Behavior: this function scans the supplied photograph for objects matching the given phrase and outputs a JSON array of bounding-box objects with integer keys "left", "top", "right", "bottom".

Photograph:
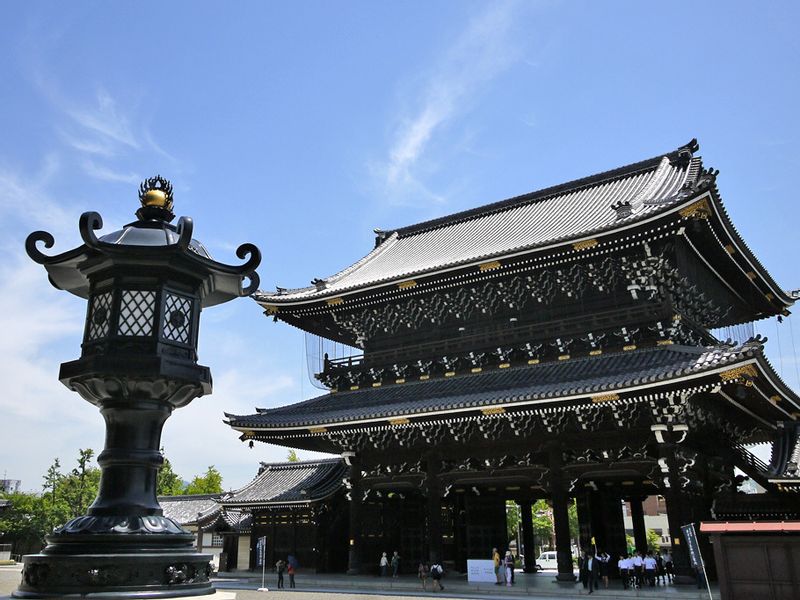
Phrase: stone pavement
[{"left": 0, "top": 564, "right": 719, "bottom": 599}]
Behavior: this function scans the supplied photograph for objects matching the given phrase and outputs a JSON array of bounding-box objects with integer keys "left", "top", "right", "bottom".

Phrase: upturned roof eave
[{"left": 227, "top": 346, "right": 785, "bottom": 433}]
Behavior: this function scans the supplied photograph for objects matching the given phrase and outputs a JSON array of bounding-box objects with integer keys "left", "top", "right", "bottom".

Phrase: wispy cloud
[
  {"left": 81, "top": 159, "right": 141, "bottom": 184},
  {"left": 376, "top": 0, "right": 526, "bottom": 205}
]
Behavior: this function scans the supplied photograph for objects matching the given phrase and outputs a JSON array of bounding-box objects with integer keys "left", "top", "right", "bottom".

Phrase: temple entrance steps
[{"left": 213, "top": 570, "right": 720, "bottom": 599}]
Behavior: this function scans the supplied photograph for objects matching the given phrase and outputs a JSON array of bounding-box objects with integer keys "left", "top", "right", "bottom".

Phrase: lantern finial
[{"left": 137, "top": 175, "right": 175, "bottom": 222}]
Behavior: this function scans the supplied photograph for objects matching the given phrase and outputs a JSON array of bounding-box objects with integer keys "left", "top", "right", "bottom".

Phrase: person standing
[
  {"left": 504, "top": 550, "right": 514, "bottom": 586},
  {"left": 618, "top": 554, "right": 630, "bottom": 590},
  {"left": 644, "top": 552, "right": 657, "bottom": 587},
  {"left": 580, "top": 551, "right": 599, "bottom": 594},
  {"left": 287, "top": 561, "right": 296, "bottom": 589},
  {"left": 492, "top": 547, "right": 503, "bottom": 585},
  {"left": 391, "top": 551, "right": 400, "bottom": 578},
  {"left": 631, "top": 551, "right": 644, "bottom": 588},
  {"left": 597, "top": 550, "right": 610, "bottom": 589},
  {"left": 379, "top": 552, "right": 389, "bottom": 577},
  {"left": 275, "top": 559, "right": 285, "bottom": 589}
]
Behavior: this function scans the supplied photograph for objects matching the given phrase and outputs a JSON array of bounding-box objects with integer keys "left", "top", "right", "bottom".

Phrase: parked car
[{"left": 536, "top": 551, "right": 558, "bottom": 570}]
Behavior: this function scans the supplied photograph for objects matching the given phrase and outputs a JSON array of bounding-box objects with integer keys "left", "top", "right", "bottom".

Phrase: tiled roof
[
  {"left": 227, "top": 343, "right": 761, "bottom": 430},
  {"left": 159, "top": 494, "right": 221, "bottom": 526},
  {"left": 259, "top": 142, "right": 700, "bottom": 302},
  {"left": 221, "top": 459, "right": 346, "bottom": 507}
]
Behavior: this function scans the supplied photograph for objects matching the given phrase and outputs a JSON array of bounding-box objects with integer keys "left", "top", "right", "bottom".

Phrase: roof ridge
[{"left": 390, "top": 141, "right": 698, "bottom": 238}]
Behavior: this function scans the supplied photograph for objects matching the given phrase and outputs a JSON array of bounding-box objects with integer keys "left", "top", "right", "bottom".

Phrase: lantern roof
[{"left": 25, "top": 176, "right": 261, "bottom": 307}]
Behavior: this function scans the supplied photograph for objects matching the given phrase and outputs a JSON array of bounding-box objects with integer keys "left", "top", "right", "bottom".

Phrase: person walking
[
  {"left": 579, "top": 550, "right": 599, "bottom": 594},
  {"left": 644, "top": 552, "right": 657, "bottom": 586},
  {"left": 391, "top": 551, "right": 401, "bottom": 578},
  {"left": 418, "top": 561, "right": 429, "bottom": 591},
  {"left": 379, "top": 552, "right": 389, "bottom": 577},
  {"left": 275, "top": 559, "right": 285, "bottom": 589},
  {"left": 287, "top": 561, "right": 296, "bottom": 589},
  {"left": 430, "top": 561, "right": 444, "bottom": 591},
  {"left": 618, "top": 554, "right": 630, "bottom": 590}
]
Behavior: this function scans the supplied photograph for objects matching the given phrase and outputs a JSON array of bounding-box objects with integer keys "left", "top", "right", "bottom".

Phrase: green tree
[
  {"left": 646, "top": 528, "right": 661, "bottom": 551},
  {"left": 60, "top": 449, "right": 100, "bottom": 518},
  {"left": 0, "top": 491, "right": 49, "bottom": 551},
  {"left": 41, "top": 458, "right": 69, "bottom": 533},
  {"left": 184, "top": 466, "right": 223, "bottom": 495},
  {"left": 156, "top": 451, "right": 185, "bottom": 496},
  {"left": 506, "top": 500, "right": 520, "bottom": 540},
  {"left": 286, "top": 449, "right": 299, "bottom": 462}
]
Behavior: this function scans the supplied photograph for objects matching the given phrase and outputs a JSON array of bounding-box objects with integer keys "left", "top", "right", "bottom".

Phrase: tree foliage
[
  {"left": 184, "top": 466, "right": 223, "bottom": 495},
  {"left": 156, "top": 452, "right": 185, "bottom": 496}
]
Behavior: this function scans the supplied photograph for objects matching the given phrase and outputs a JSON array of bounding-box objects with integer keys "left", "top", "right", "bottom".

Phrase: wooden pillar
[
  {"left": 575, "top": 492, "right": 592, "bottom": 550},
  {"left": 345, "top": 453, "right": 362, "bottom": 575},
  {"left": 658, "top": 443, "right": 695, "bottom": 583},
  {"left": 549, "top": 445, "right": 576, "bottom": 581},
  {"left": 601, "top": 492, "right": 626, "bottom": 573},
  {"left": 519, "top": 500, "right": 537, "bottom": 573},
  {"left": 426, "top": 455, "right": 443, "bottom": 564},
  {"left": 629, "top": 496, "right": 648, "bottom": 554}
]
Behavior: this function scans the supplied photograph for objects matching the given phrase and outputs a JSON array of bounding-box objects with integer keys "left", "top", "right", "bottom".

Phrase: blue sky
[{"left": 1, "top": 1, "right": 799, "bottom": 491}]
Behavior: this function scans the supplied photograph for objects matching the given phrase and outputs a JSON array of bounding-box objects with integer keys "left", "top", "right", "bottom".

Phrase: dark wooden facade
[{"left": 228, "top": 140, "right": 800, "bottom": 581}]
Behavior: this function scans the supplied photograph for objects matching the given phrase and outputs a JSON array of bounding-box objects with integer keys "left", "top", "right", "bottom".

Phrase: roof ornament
[
  {"left": 743, "top": 334, "right": 768, "bottom": 348},
  {"left": 373, "top": 228, "right": 390, "bottom": 247},
  {"left": 137, "top": 175, "right": 175, "bottom": 222},
  {"left": 610, "top": 200, "right": 632, "bottom": 220},
  {"left": 677, "top": 138, "right": 700, "bottom": 160},
  {"left": 696, "top": 167, "right": 720, "bottom": 191},
  {"left": 312, "top": 278, "right": 327, "bottom": 291}
]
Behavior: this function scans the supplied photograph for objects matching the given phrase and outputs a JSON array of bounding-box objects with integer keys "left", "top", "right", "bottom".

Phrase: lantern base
[{"left": 14, "top": 529, "right": 214, "bottom": 598}]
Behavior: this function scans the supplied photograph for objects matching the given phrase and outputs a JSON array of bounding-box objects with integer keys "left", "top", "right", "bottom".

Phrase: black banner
[{"left": 681, "top": 523, "right": 703, "bottom": 570}]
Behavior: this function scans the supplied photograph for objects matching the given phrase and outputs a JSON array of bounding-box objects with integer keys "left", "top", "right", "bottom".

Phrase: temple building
[{"left": 226, "top": 139, "right": 800, "bottom": 580}]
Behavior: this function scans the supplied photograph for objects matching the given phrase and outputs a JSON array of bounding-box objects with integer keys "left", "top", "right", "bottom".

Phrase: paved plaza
[{"left": 0, "top": 566, "right": 719, "bottom": 600}]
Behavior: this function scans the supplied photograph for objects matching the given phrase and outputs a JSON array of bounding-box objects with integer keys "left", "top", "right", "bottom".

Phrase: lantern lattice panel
[
  {"left": 87, "top": 292, "right": 113, "bottom": 340},
  {"left": 162, "top": 293, "right": 193, "bottom": 344},
  {"left": 117, "top": 290, "right": 156, "bottom": 336}
]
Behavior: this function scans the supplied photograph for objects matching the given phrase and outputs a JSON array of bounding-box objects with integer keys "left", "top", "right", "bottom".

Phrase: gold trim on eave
[
  {"left": 746, "top": 272, "right": 757, "bottom": 281},
  {"left": 719, "top": 364, "right": 758, "bottom": 381},
  {"left": 389, "top": 417, "right": 410, "bottom": 425},
  {"left": 679, "top": 197, "right": 711, "bottom": 220},
  {"left": 398, "top": 280, "right": 417, "bottom": 290},
  {"left": 479, "top": 260, "right": 502, "bottom": 271},
  {"left": 326, "top": 297, "right": 344, "bottom": 306},
  {"left": 263, "top": 304, "right": 279, "bottom": 315},
  {"left": 573, "top": 239, "right": 598, "bottom": 251},
  {"left": 592, "top": 393, "right": 620, "bottom": 403},
  {"left": 309, "top": 426, "right": 327, "bottom": 433},
  {"left": 657, "top": 340, "right": 674, "bottom": 346},
  {"left": 481, "top": 406, "right": 506, "bottom": 415}
]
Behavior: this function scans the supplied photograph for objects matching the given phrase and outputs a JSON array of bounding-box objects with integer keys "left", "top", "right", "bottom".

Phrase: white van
[{"left": 536, "top": 551, "right": 558, "bottom": 570}]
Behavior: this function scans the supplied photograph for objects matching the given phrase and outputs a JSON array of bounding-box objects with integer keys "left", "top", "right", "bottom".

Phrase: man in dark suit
[{"left": 579, "top": 550, "right": 599, "bottom": 594}]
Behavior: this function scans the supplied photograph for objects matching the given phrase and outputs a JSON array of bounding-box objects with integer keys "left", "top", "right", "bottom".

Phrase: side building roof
[
  {"left": 220, "top": 458, "right": 346, "bottom": 509},
  {"left": 159, "top": 493, "right": 221, "bottom": 527},
  {"left": 258, "top": 140, "right": 701, "bottom": 303}
]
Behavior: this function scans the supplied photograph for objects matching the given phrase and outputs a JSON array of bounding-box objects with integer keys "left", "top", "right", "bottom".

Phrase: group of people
[
  {"left": 492, "top": 547, "right": 516, "bottom": 586},
  {"left": 617, "top": 550, "right": 674, "bottom": 589},
  {"left": 416, "top": 560, "right": 445, "bottom": 591},
  {"left": 274, "top": 557, "right": 297, "bottom": 589},
  {"left": 578, "top": 548, "right": 674, "bottom": 593},
  {"left": 378, "top": 551, "right": 402, "bottom": 577}
]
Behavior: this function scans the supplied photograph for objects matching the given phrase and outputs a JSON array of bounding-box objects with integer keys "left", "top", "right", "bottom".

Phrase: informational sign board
[
  {"left": 255, "top": 536, "right": 267, "bottom": 567},
  {"left": 466, "top": 559, "right": 497, "bottom": 583},
  {"left": 681, "top": 523, "right": 703, "bottom": 569}
]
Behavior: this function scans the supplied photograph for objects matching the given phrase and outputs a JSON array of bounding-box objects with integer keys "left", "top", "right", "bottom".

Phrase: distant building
[
  {"left": 0, "top": 480, "right": 21, "bottom": 494},
  {"left": 623, "top": 496, "right": 670, "bottom": 548}
]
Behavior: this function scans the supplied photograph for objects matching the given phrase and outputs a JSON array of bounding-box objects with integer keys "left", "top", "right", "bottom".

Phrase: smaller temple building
[{"left": 160, "top": 459, "right": 348, "bottom": 573}]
